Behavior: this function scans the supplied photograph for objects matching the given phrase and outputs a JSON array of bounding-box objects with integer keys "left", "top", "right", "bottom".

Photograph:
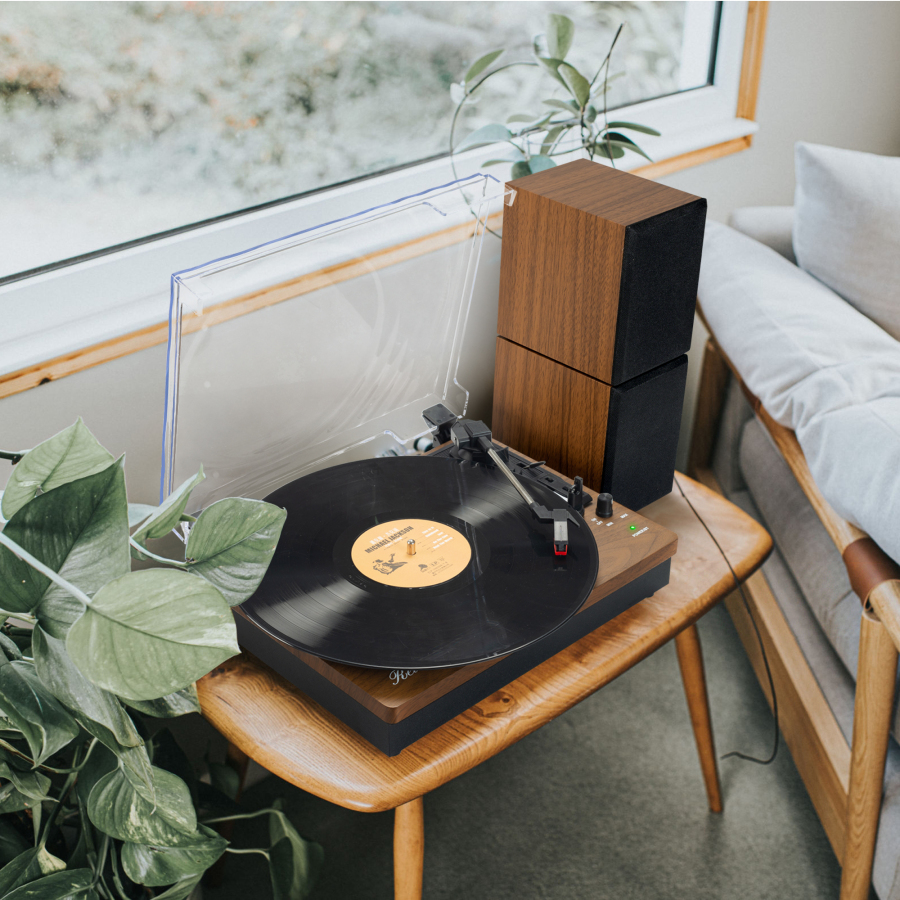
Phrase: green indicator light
[{"left": 629, "top": 524, "right": 637, "bottom": 531}]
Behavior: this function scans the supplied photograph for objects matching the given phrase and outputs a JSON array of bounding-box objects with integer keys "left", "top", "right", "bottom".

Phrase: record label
[{"left": 350, "top": 518, "right": 472, "bottom": 588}]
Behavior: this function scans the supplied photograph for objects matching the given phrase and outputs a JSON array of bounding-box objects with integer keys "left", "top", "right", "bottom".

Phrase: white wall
[
  {"left": 660, "top": 0, "right": 900, "bottom": 464},
  {"left": 3, "top": 1, "right": 900, "bottom": 503}
]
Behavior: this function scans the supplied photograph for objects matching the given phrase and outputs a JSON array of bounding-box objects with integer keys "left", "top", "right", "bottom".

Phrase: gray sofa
[{"left": 706, "top": 206, "right": 900, "bottom": 899}]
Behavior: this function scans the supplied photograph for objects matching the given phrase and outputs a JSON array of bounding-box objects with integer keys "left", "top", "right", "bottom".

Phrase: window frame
[{"left": 0, "top": 0, "right": 767, "bottom": 401}]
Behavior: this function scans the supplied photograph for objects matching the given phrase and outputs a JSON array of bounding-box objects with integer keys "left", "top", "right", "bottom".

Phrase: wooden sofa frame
[{"left": 688, "top": 308, "right": 900, "bottom": 900}]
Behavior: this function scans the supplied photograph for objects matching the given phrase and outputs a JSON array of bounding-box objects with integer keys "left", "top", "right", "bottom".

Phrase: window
[
  {"left": 0, "top": 1, "right": 764, "bottom": 394},
  {"left": 1, "top": 1, "right": 722, "bottom": 281}
]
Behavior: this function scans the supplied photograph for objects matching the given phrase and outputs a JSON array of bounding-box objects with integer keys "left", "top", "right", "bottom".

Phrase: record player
[{"left": 161, "top": 175, "right": 677, "bottom": 756}]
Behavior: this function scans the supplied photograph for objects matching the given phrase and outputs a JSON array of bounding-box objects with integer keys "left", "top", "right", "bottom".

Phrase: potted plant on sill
[
  {"left": 0, "top": 419, "right": 321, "bottom": 900},
  {"left": 450, "top": 15, "right": 659, "bottom": 178}
]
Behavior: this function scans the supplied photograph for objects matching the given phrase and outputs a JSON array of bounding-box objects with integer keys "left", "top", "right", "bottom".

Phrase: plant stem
[
  {"left": 0, "top": 450, "right": 29, "bottom": 464},
  {"left": 0, "top": 610, "right": 37, "bottom": 623},
  {"left": 92, "top": 833, "right": 110, "bottom": 889},
  {"left": 0, "top": 532, "right": 92, "bottom": 607},
  {"left": 39, "top": 738, "right": 98, "bottom": 849},
  {"left": 601, "top": 26, "right": 621, "bottom": 168},
  {"left": 128, "top": 537, "right": 188, "bottom": 569},
  {"left": 225, "top": 847, "right": 271, "bottom": 859},
  {"left": 201, "top": 808, "right": 280, "bottom": 826}
]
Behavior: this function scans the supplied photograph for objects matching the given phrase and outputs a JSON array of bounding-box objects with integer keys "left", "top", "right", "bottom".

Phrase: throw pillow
[{"left": 793, "top": 141, "right": 900, "bottom": 341}]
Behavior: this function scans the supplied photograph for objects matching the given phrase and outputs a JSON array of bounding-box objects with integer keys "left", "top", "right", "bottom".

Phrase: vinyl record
[{"left": 241, "top": 456, "right": 599, "bottom": 670}]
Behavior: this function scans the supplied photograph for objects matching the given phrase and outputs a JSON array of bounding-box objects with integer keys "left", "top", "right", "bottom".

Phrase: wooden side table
[{"left": 199, "top": 474, "right": 771, "bottom": 899}]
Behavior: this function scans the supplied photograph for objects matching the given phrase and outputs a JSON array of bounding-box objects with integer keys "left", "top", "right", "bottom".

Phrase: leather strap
[{"left": 842, "top": 537, "right": 900, "bottom": 604}]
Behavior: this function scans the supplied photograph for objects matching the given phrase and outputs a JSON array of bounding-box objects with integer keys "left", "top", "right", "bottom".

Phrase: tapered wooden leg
[
  {"left": 675, "top": 622, "right": 723, "bottom": 813},
  {"left": 394, "top": 796, "right": 425, "bottom": 900},
  {"left": 840, "top": 608, "right": 897, "bottom": 900}
]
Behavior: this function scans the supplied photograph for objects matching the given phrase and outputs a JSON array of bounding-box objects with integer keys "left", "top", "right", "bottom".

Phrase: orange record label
[{"left": 350, "top": 518, "right": 472, "bottom": 588}]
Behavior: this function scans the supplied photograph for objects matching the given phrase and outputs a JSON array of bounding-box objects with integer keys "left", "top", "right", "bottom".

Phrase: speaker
[{"left": 491, "top": 159, "right": 705, "bottom": 509}]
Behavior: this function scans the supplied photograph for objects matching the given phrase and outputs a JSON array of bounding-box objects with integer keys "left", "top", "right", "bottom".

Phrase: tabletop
[{"left": 198, "top": 474, "right": 771, "bottom": 812}]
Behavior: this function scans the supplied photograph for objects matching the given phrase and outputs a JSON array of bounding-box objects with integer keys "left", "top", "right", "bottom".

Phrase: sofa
[{"left": 692, "top": 142, "right": 900, "bottom": 899}]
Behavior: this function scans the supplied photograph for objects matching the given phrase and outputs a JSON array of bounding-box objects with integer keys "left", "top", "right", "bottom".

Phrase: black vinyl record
[{"left": 241, "top": 456, "right": 599, "bottom": 670}]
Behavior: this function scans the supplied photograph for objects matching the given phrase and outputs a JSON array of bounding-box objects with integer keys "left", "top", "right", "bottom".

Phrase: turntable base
[
  {"left": 234, "top": 482, "right": 676, "bottom": 755},
  {"left": 199, "top": 475, "right": 771, "bottom": 813}
]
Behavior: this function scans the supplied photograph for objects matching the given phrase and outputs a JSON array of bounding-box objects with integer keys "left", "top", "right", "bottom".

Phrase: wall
[
  {"left": 3, "top": 2, "right": 900, "bottom": 503},
  {"left": 659, "top": 0, "right": 900, "bottom": 464}
]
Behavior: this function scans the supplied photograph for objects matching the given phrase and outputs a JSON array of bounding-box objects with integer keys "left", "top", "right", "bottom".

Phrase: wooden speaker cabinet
[{"left": 491, "top": 158, "right": 706, "bottom": 510}]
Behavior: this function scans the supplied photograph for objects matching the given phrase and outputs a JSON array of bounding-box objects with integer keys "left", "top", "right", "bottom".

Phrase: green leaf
[
  {"left": 510, "top": 161, "right": 532, "bottom": 179},
  {"left": 32, "top": 627, "right": 142, "bottom": 749},
  {"left": 453, "top": 123, "right": 513, "bottom": 154},
  {"left": 76, "top": 741, "right": 149, "bottom": 810},
  {"left": 505, "top": 113, "right": 537, "bottom": 124},
  {"left": 0, "top": 820, "right": 29, "bottom": 866},
  {"left": 0, "top": 849, "right": 44, "bottom": 895},
  {"left": 593, "top": 141, "right": 626, "bottom": 160},
  {"left": 535, "top": 56, "right": 567, "bottom": 88},
  {"left": 185, "top": 499, "right": 286, "bottom": 606},
  {"left": 464, "top": 48, "right": 503, "bottom": 85},
  {"left": 120, "top": 823, "right": 226, "bottom": 886},
  {"left": 481, "top": 147, "right": 526, "bottom": 167},
  {"left": 540, "top": 124, "right": 567, "bottom": 155},
  {"left": 1, "top": 420, "right": 113, "bottom": 520},
  {"left": 0, "top": 786, "right": 33, "bottom": 814},
  {"left": 147, "top": 874, "right": 202, "bottom": 900},
  {"left": 0, "top": 761, "right": 51, "bottom": 801},
  {"left": 66, "top": 569, "right": 238, "bottom": 701},
  {"left": 528, "top": 155, "right": 556, "bottom": 173},
  {"left": 268, "top": 804, "right": 324, "bottom": 900},
  {"left": 131, "top": 468, "right": 204, "bottom": 554},
  {"left": 559, "top": 63, "right": 590, "bottom": 107},
  {"left": 547, "top": 14, "right": 574, "bottom": 61},
  {"left": 87, "top": 765, "right": 199, "bottom": 847},
  {"left": 0, "top": 850, "right": 69, "bottom": 895},
  {"left": 3, "top": 868, "right": 94, "bottom": 900},
  {"left": 606, "top": 120, "right": 661, "bottom": 136},
  {"left": 127, "top": 504, "right": 157, "bottom": 528},
  {"left": 0, "top": 660, "right": 78, "bottom": 764},
  {"left": 542, "top": 98, "right": 578, "bottom": 112},
  {"left": 603, "top": 133, "right": 653, "bottom": 161},
  {"left": 0, "top": 461, "right": 128, "bottom": 618},
  {"left": 0, "top": 633, "right": 23, "bottom": 661},
  {"left": 124, "top": 684, "right": 201, "bottom": 719}
]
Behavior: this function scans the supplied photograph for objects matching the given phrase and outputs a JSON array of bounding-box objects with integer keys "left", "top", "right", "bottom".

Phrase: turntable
[{"left": 161, "top": 175, "right": 676, "bottom": 755}]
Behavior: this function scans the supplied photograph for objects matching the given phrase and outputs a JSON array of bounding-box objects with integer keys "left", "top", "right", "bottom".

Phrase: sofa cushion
[
  {"left": 699, "top": 220, "right": 900, "bottom": 564},
  {"left": 729, "top": 206, "right": 796, "bottom": 263},
  {"left": 739, "top": 417, "right": 858, "bottom": 675},
  {"left": 794, "top": 142, "right": 900, "bottom": 340}
]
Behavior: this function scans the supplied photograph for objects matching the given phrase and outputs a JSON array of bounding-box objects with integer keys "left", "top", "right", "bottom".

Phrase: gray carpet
[{"left": 206, "top": 603, "right": 842, "bottom": 899}]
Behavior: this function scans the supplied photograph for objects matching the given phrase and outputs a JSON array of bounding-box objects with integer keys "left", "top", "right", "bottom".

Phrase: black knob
[{"left": 595, "top": 492, "right": 614, "bottom": 518}]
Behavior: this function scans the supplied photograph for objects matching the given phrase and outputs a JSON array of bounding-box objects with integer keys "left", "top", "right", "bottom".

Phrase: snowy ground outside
[{"left": 0, "top": 1, "right": 688, "bottom": 278}]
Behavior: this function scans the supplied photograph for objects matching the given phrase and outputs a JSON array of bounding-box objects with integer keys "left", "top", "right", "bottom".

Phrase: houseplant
[
  {"left": 450, "top": 15, "right": 659, "bottom": 178},
  {"left": 0, "top": 420, "right": 321, "bottom": 899}
]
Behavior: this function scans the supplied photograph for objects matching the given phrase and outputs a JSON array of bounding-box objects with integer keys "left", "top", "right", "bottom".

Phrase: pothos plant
[
  {"left": 0, "top": 420, "right": 322, "bottom": 900},
  {"left": 449, "top": 15, "right": 660, "bottom": 178}
]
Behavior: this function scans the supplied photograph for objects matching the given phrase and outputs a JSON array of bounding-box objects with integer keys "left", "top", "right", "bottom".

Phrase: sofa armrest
[{"left": 728, "top": 206, "right": 795, "bottom": 263}]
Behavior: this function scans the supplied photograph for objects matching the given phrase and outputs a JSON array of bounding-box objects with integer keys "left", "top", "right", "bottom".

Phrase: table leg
[
  {"left": 675, "top": 622, "right": 723, "bottom": 813},
  {"left": 205, "top": 743, "right": 251, "bottom": 888},
  {"left": 394, "top": 796, "right": 425, "bottom": 900}
]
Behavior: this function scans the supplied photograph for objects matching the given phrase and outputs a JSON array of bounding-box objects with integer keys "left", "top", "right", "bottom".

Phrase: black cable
[{"left": 672, "top": 473, "right": 779, "bottom": 766}]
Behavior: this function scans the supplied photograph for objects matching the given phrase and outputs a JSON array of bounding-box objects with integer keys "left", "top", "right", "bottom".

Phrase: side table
[{"left": 199, "top": 474, "right": 771, "bottom": 899}]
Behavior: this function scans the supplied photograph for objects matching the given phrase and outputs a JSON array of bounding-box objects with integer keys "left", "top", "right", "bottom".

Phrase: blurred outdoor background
[{"left": 0, "top": 1, "right": 701, "bottom": 278}]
